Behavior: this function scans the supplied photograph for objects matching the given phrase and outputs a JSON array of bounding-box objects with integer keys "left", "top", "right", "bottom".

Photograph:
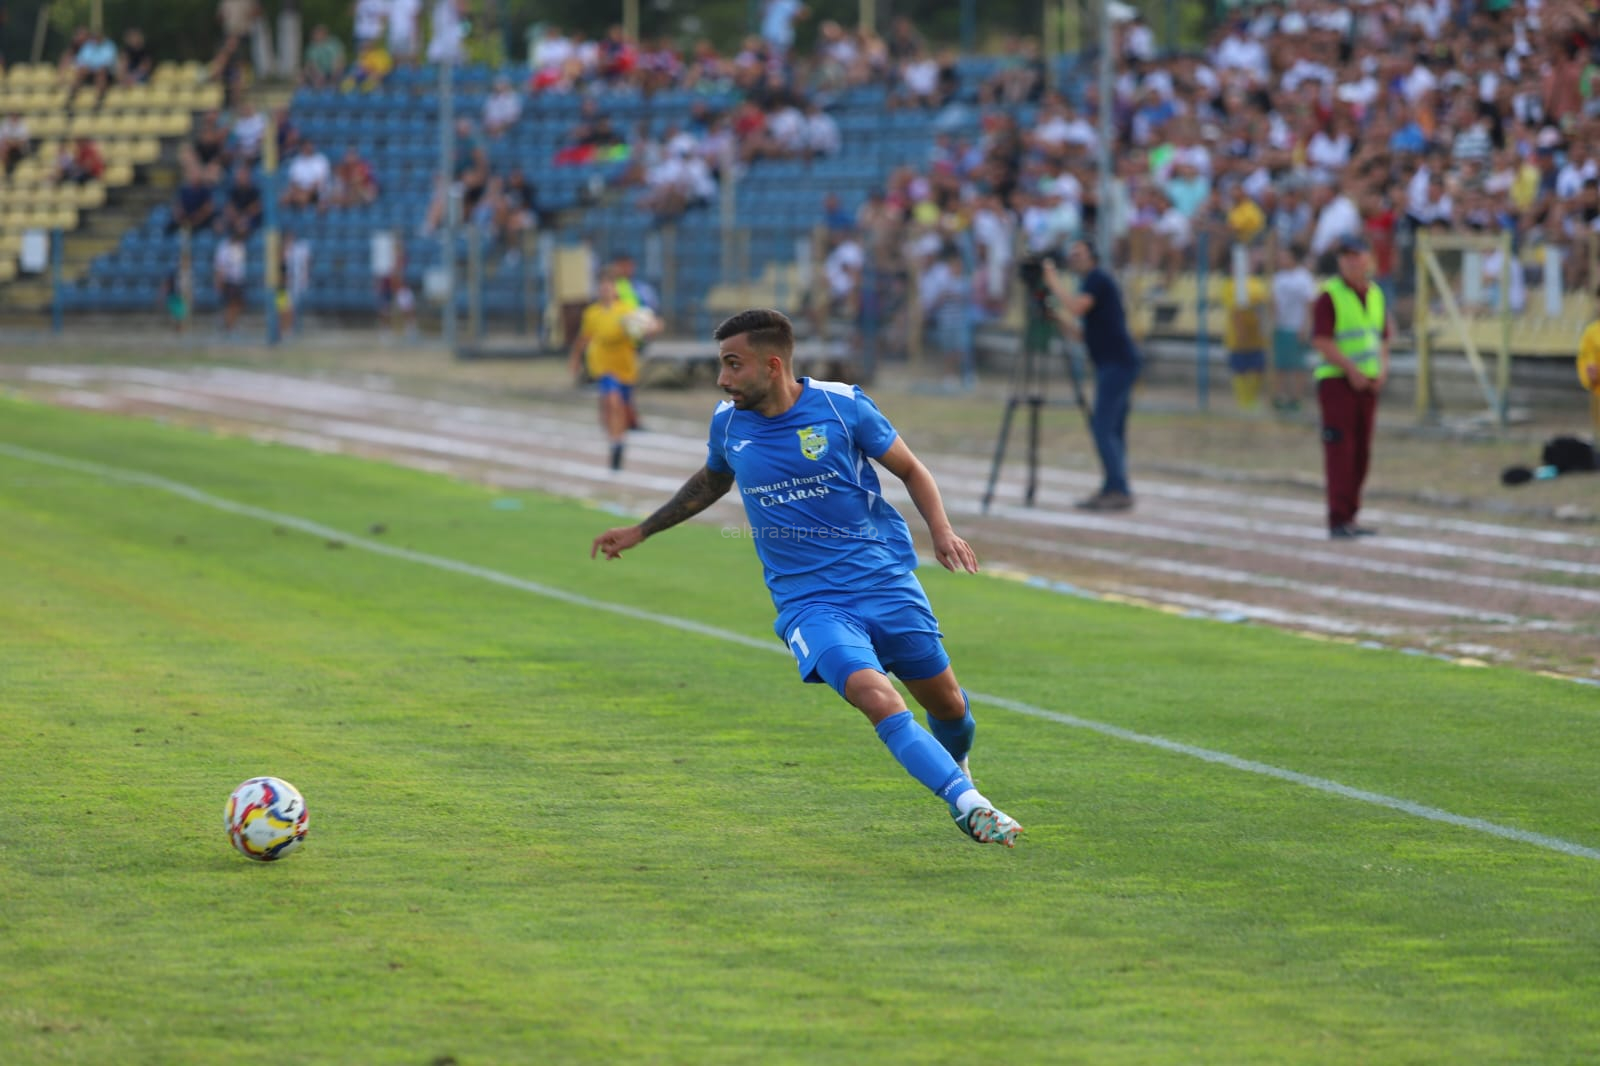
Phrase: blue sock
[
  {"left": 924, "top": 689, "right": 976, "bottom": 762},
  {"left": 874, "top": 710, "right": 973, "bottom": 810}
]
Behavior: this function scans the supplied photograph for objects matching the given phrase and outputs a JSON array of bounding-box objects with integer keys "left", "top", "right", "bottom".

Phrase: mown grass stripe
[{"left": 4, "top": 438, "right": 1596, "bottom": 865}]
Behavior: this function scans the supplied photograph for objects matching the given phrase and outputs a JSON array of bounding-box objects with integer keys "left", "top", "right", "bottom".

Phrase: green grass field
[{"left": 3, "top": 395, "right": 1598, "bottom": 1066}]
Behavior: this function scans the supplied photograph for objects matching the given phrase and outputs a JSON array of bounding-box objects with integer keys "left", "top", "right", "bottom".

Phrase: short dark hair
[{"left": 714, "top": 309, "right": 794, "bottom": 358}]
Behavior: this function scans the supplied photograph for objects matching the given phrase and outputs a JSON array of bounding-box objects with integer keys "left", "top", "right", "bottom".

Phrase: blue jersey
[{"left": 706, "top": 378, "right": 920, "bottom": 613}]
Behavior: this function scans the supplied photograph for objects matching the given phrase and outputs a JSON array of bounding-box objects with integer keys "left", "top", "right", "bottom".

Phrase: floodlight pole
[
  {"left": 440, "top": 57, "right": 458, "bottom": 353},
  {"left": 1095, "top": 0, "right": 1115, "bottom": 265},
  {"left": 263, "top": 114, "right": 281, "bottom": 346},
  {"left": 623, "top": 0, "right": 640, "bottom": 45}
]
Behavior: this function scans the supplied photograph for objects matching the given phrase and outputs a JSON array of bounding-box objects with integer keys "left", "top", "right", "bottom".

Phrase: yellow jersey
[
  {"left": 1227, "top": 199, "right": 1265, "bottom": 244},
  {"left": 1578, "top": 320, "right": 1600, "bottom": 393},
  {"left": 581, "top": 301, "right": 639, "bottom": 385},
  {"left": 1224, "top": 276, "right": 1269, "bottom": 353}
]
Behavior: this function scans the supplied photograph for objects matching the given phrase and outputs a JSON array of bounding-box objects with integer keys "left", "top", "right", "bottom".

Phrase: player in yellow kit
[
  {"left": 569, "top": 275, "right": 641, "bottom": 470},
  {"left": 1579, "top": 284, "right": 1600, "bottom": 437}
]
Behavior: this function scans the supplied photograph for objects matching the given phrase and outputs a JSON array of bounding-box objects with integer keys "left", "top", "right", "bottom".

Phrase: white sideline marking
[
  {"left": 2, "top": 439, "right": 1596, "bottom": 864},
  {"left": 100, "top": 364, "right": 1600, "bottom": 550},
  {"left": 51, "top": 374, "right": 1600, "bottom": 618},
  {"left": 62, "top": 366, "right": 1600, "bottom": 580}
]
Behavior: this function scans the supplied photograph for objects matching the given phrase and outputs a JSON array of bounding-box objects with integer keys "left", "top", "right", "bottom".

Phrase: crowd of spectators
[
  {"left": 162, "top": 97, "right": 382, "bottom": 239},
  {"left": 41, "top": 0, "right": 1600, "bottom": 347},
  {"left": 802, "top": 0, "right": 1600, "bottom": 363}
]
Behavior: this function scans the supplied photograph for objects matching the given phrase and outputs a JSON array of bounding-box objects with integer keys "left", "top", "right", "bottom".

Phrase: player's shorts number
[{"left": 787, "top": 627, "right": 810, "bottom": 662}]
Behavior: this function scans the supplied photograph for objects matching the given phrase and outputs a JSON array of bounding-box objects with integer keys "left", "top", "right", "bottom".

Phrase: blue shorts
[
  {"left": 1228, "top": 349, "right": 1266, "bottom": 374},
  {"left": 596, "top": 374, "right": 634, "bottom": 403},
  {"left": 773, "top": 572, "right": 950, "bottom": 697}
]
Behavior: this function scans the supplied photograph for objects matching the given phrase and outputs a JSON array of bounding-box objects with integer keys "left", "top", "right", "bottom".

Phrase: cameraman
[{"left": 1041, "top": 239, "right": 1142, "bottom": 512}]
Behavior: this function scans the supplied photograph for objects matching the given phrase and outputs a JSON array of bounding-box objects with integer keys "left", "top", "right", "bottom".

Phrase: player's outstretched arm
[
  {"left": 874, "top": 438, "right": 978, "bottom": 574},
  {"left": 590, "top": 465, "right": 735, "bottom": 560}
]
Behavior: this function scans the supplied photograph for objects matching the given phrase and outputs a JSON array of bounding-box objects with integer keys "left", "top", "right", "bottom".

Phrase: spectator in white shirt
[
  {"left": 1308, "top": 181, "right": 1361, "bottom": 259},
  {"left": 228, "top": 100, "right": 267, "bottom": 162},
  {"left": 814, "top": 233, "right": 863, "bottom": 342},
  {"left": 213, "top": 224, "right": 249, "bottom": 331},
  {"left": 1123, "top": 14, "right": 1156, "bottom": 63},
  {"left": 482, "top": 76, "right": 522, "bottom": 138},
  {"left": 804, "top": 104, "right": 840, "bottom": 157},
  {"left": 1451, "top": 117, "right": 1494, "bottom": 164},
  {"left": 282, "top": 140, "right": 331, "bottom": 209},
  {"left": 1270, "top": 241, "right": 1318, "bottom": 411},
  {"left": 387, "top": 0, "right": 421, "bottom": 65},
  {"left": 766, "top": 104, "right": 808, "bottom": 157},
  {"left": 0, "top": 112, "right": 30, "bottom": 177},
  {"left": 353, "top": 0, "right": 388, "bottom": 49},
  {"left": 898, "top": 51, "right": 941, "bottom": 109},
  {"left": 279, "top": 228, "right": 312, "bottom": 334},
  {"left": 1403, "top": 60, "right": 1439, "bottom": 105},
  {"left": 426, "top": 0, "right": 466, "bottom": 66},
  {"left": 1306, "top": 122, "right": 1353, "bottom": 177},
  {"left": 1214, "top": 24, "right": 1268, "bottom": 83},
  {"left": 1557, "top": 147, "right": 1597, "bottom": 201}
]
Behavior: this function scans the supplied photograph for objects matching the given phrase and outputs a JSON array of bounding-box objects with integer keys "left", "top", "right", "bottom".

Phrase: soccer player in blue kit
[{"left": 590, "top": 309, "right": 1023, "bottom": 847}]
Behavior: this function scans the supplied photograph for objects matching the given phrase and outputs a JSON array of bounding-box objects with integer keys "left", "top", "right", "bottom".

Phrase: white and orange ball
[{"left": 225, "top": 776, "right": 309, "bottom": 861}]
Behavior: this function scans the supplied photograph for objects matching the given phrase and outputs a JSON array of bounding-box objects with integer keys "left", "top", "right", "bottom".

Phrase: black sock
[{"left": 609, "top": 443, "right": 624, "bottom": 471}]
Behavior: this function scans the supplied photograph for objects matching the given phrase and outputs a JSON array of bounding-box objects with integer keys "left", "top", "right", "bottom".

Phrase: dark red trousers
[{"left": 1317, "top": 376, "right": 1378, "bottom": 528}]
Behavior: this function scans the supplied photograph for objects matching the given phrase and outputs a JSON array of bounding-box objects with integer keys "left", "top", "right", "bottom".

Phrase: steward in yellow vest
[{"left": 1309, "top": 234, "right": 1389, "bottom": 539}]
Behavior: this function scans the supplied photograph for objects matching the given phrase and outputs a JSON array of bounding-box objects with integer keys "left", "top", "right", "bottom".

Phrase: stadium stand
[
  {"left": 23, "top": 1, "right": 1600, "bottom": 369},
  {"left": 0, "top": 61, "right": 219, "bottom": 309}
]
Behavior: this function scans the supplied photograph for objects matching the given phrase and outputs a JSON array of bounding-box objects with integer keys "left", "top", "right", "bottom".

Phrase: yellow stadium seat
[
  {"left": 7, "top": 64, "right": 56, "bottom": 87},
  {"left": 72, "top": 182, "right": 105, "bottom": 210}
]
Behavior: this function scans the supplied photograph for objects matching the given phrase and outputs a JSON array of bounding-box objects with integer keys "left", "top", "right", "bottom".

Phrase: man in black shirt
[
  {"left": 220, "top": 163, "right": 262, "bottom": 234},
  {"left": 1043, "top": 239, "right": 1142, "bottom": 511},
  {"left": 119, "top": 27, "right": 154, "bottom": 85}
]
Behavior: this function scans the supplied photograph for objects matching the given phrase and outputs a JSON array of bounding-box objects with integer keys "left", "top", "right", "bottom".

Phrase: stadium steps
[{"left": 0, "top": 153, "right": 175, "bottom": 315}]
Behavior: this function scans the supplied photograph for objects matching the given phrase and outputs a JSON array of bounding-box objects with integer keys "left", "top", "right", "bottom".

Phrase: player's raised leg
[
  {"left": 901, "top": 667, "right": 975, "bottom": 778},
  {"left": 836, "top": 664, "right": 1021, "bottom": 848}
]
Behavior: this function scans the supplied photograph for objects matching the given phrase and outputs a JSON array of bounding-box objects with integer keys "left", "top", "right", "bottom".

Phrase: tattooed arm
[{"left": 590, "top": 465, "right": 736, "bottom": 560}]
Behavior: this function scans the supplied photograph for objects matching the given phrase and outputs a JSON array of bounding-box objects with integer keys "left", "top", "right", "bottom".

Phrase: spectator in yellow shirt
[
  {"left": 569, "top": 275, "right": 641, "bottom": 470},
  {"left": 1227, "top": 185, "right": 1265, "bottom": 246},
  {"left": 1225, "top": 269, "right": 1270, "bottom": 410},
  {"left": 1579, "top": 284, "right": 1600, "bottom": 436}
]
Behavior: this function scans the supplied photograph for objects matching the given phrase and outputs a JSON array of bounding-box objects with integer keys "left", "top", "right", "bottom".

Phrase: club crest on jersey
[{"left": 797, "top": 425, "right": 829, "bottom": 461}]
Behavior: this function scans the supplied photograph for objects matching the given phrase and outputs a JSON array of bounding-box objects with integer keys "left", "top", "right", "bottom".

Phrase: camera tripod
[{"left": 980, "top": 292, "right": 1093, "bottom": 513}]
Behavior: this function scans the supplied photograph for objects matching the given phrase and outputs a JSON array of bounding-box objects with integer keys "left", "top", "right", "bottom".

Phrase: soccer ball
[
  {"left": 622, "top": 307, "right": 660, "bottom": 341},
  {"left": 225, "top": 776, "right": 309, "bottom": 861}
]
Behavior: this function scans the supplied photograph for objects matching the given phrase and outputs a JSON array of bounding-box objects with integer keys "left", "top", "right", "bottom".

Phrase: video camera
[
  {"left": 1017, "top": 249, "right": 1066, "bottom": 292},
  {"left": 1017, "top": 250, "right": 1066, "bottom": 320}
]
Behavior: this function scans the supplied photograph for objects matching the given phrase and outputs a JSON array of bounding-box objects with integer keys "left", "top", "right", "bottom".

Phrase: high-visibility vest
[
  {"left": 1316, "top": 276, "right": 1384, "bottom": 381},
  {"left": 615, "top": 277, "right": 641, "bottom": 310}
]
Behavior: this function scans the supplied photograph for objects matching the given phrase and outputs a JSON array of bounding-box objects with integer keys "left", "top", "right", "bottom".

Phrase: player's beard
[{"left": 726, "top": 383, "right": 763, "bottom": 410}]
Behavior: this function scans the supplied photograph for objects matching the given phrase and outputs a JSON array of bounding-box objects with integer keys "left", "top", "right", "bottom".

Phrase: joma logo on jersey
[{"left": 797, "top": 425, "right": 829, "bottom": 461}]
